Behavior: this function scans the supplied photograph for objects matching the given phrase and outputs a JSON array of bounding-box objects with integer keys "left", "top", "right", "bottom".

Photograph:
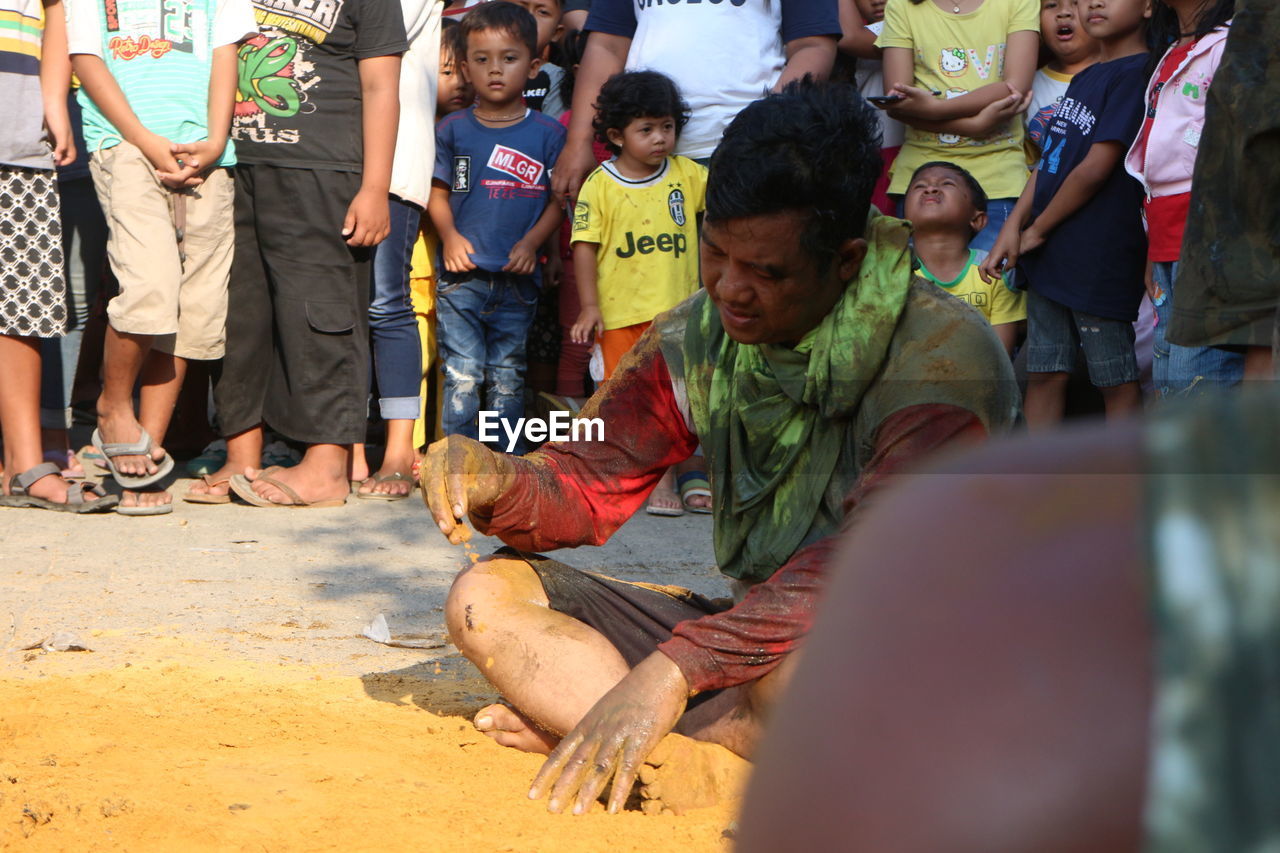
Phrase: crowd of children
[{"left": 0, "top": 0, "right": 1267, "bottom": 515}]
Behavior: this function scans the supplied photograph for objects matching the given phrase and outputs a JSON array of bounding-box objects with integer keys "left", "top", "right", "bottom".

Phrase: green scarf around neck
[{"left": 683, "top": 212, "right": 915, "bottom": 582}]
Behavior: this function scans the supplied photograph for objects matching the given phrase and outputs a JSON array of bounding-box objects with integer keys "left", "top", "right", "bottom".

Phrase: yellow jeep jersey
[
  {"left": 571, "top": 155, "right": 707, "bottom": 330},
  {"left": 919, "top": 248, "right": 1026, "bottom": 326}
]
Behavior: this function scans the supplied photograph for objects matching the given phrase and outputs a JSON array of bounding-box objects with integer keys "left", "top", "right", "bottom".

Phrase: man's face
[
  {"left": 513, "top": 0, "right": 562, "bottom": 54},
  {"left": 701, "top": 212, "right": 865, "bottom": 347}
]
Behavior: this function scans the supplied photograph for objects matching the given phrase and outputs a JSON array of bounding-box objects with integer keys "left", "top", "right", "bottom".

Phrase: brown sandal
[
  {"left": 228, "top": 468, "right": 347, "bottom": 508},
  {"left": 183, "top": 473, "right": 232, "bottom": 504},
  {"left": 0, "top": 462, "right": 118, "bottom": 513}
]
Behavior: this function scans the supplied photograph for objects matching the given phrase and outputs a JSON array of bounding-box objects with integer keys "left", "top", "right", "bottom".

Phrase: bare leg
[
  {"left": 0, "top": 336, "right": 70, "bottom": 502},
  {"left": 187, "top": 424, "right": 263, "bottom": 499},
  {"left": 1024, "top": 372, "right": 1069, "bottom": 430},
  {"left": 646, "top": 468, "right": 682, "bottom": 514},
  {"left": 676, "top": 456, "right": 711, "bottom": 510},
  {"left": 118, "top": 350, "right": 188, "bottom": 511},
  {"left": 40, "top": 427, "right": 83, "bottom": 477},
  {"left": 350, "top": 442, "right": 371, "bottom": 484},
  {"left": 247, "top": 442, "right": 349, "bottom": 505},
  {"left": 95, "top": 327, "right": 163, "bottom": 477},
  {"left": 1100, "top": 381, "right": 1143, "bottom": 421},
  {"left": 1244, "top": 345, "right": 1274, "bottom": 381},
  {"left": 358, "top": 418, "right": 416, "bottom": 497}
]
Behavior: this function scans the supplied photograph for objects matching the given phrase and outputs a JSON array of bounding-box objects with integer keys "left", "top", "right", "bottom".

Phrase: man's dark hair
[
  {"left": 459, "top": 1, "right": 538, "bottom": 59},
  {"left": 592, "top": 71, "right": 690, "bottom": 154},
  {"left": 706, "top": 79, "right": 882, "bottom": 265},
  {"left": 909, "top": 160, "right": 989, "bottom": 214}
]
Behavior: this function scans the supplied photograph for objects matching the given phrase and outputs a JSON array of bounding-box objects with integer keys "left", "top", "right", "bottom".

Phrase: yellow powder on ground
[{"left": 0, "top": 650, "right": 734, "bottom": 850}]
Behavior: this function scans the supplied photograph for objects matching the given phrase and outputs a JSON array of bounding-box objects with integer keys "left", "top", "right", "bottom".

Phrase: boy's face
[
  {"left": 903, "top": 166, "right": 986, "bottom": 236},
  {"left": 437, "top": 52, "right": 475, "bottom": 117},
  {"left": 854, "top": 0, "right": 885, "bottom": 24},
  {"left": 461, "top": 29, "right": 541, "bottom": 110},
  {"left": 1040, "top": 0, "right": 1097, "bottom": 64},
  {"left": 513, "top": 0, "right": 563, "bottom": 55},
  {"left": 606, "top": 115, "right": 676, "bottom": 168},
  {"left": 1080, "top": 0, "right": 1152, "bottom": 42}
]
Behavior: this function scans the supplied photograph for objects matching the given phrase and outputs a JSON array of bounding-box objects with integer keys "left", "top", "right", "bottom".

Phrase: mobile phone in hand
[{"left": 867, "top": 94, "right": 905, "bottom": 107}]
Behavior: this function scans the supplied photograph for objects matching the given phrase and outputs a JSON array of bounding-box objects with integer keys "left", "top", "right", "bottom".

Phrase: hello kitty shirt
[{"left": 878, "top": 0, "right": 1039, "bottom": 199}]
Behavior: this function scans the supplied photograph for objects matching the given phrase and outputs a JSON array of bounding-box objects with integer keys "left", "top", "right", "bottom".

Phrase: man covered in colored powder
[{"left": 420, "top": 80, "right": 1020, "bottom": 816}]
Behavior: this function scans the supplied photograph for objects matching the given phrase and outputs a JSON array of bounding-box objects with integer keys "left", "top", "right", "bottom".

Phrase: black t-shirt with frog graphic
[{"left": 232, "top": 0, "right": 407, "bottom": 171}]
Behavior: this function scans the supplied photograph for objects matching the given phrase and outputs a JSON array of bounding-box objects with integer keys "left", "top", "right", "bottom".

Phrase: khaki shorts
[{"left": 90, "top": 142, "right": 233, "bottom": 359}]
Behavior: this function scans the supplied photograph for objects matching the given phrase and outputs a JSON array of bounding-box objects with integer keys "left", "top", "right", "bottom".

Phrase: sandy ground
[{"left": 0, "top": 477, "right": 736, "bottom": 851}]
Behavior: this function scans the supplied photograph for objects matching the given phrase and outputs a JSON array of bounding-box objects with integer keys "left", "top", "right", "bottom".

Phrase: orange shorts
[{"left": 600, "top": 321, "right": 651, "bottom": 379}]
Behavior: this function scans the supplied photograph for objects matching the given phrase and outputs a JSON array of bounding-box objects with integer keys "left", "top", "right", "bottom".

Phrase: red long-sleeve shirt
[{"left": 472, "top": 336, "right": 988, "bottom": 693}]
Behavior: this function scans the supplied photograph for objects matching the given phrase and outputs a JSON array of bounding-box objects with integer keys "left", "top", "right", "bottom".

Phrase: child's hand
[
  {"left": 1018, "top": 225, "right": 1046, "bottom": 255},
  {"left": 43, "top": 112, "right": 76, "bottom": 167},
  {"left": 1143, "top": 259, "right": 1159, "bottom": 303},
  {"left": 442, "top": 233, "right": 478, "bottom": 273},
  {"left": 138, "top": 132, "right": 200, "bottom": 190},
  {"left": 886, "top": 84, "right": 941, "bottom": 121},
  {"left": 969, "top": 86, "right": 1031, "bottom": 138},
  {"left": 980, "top": 228, "right": 1021, "bottom": 284},
  {"left": 570, "top": 305, "right": 603, "bottom": 344},
  {"left": 165, "top": 140, "right": 227, "bottom": 186},
  {"left": 342, "top": 187, "right": 390, "bottom": 247},
  {"left": 503, "top": 238, "right": 539, "bottom": 276},
  {"left": 544, "top": 252, "right": 563, "bottom": 289}
]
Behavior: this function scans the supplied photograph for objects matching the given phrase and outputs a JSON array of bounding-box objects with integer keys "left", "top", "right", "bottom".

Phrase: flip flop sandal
[
  {"left": 117, "top": 488, "right": 174, "bottom": 516},
  {"left": 677, "top": 472, "right": 714, "bottom": 514},
  {"left": 229, "top": 470, "right": 347, "bottom": 508},
  {"left": 183, "top": 474, "right": 232, "bottom": 505},
  {"left": 356, "top": 472, "right": 415, "bottom": 501},
  {"left": 92, "top": 426, "right": 175, "bottom": 489},
  {"left": 43, "top": 449, "right": 86, "bottom": 480},
  {"left": 0, "top": 462, "right": 118, "bottom": 514},
  {"left": 645, "top": 503, "right": 686, "bottom": 517}
]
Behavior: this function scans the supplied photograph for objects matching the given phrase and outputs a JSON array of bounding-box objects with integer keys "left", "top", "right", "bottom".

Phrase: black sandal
[{"left": 0, "top": 462, "right": 118, "bottom": 513}]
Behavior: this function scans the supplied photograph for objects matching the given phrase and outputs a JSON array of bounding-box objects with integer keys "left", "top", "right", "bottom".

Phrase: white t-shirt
[
  {"left": 1025, "top": 66, "right": 1073, "bottom": 159},
  {"left": 587, "top": 0, "right": 841, "bottom": 160},
  {"left": 855, "top": 21, "right": 905, "bottom": 149}
]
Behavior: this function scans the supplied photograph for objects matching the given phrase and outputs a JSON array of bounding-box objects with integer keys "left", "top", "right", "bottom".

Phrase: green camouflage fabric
[
  {"left": 1168, "top": 0, "right": 1280, "bottom": 350},
  {"left": 1143, "top": 389, "right": 1280, "bottom": 851}
]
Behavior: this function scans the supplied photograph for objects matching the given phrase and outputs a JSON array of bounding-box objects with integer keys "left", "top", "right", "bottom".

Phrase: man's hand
[
  {"left": 342, "top": 187, "right": 391, "bottom": 247},
  {"left": 528, "top": 652, "right": 690, "bottom": 815},
  {"left": 503, "top": 237, "right": 540, "bottom": 276},
  {"left": 551, "top": 140, "right": 598, "bottom": 202},
  {"left": 441, "top": 232, "right": 478, "bottom": 273},
  {"left": 420, "top": 434, "right": 511, "bottom": 544},
  {"left": 164, "top": 140, "right": 226, "bottom": 187}
]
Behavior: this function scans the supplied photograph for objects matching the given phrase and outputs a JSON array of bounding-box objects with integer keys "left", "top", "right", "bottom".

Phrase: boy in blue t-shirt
[
  {"left": 982, "top": 0, "right": 1150, "bottom": 428},
  {"left": 428, "top": 1, "right": 566, "bottom": 448}
]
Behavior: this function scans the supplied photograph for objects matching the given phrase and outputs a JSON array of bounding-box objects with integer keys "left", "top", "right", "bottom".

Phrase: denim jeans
[
  {"left": 367, "top": 197, "right": 423, "bottom": 420},
  {"left": 39, "top": 177, "right": 107, "bottom": 429},
  {"left": 1151, "top": 260, "right": 1244, "bottom": 398},
  {"left": 436, "top": 271, "right": 538, "bottom": 451}
]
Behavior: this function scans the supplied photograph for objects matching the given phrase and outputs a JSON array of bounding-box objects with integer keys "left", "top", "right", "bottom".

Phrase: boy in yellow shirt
[
  {"left": 569, "top": 69, "right": 708, "bottom": 514},
  {"left": 905, "top": 161, "right": 1025, "bottom": 355}
]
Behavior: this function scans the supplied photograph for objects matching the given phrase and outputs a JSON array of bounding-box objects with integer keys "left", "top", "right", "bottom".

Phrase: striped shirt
[
  {"left": 66, "top": 0, "right": 256, "bottom": 164},
  {"left": 0, "top": 0, "right": 52, "bottom": 168}
]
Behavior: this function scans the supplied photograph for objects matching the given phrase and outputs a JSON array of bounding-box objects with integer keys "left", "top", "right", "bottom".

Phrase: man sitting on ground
[{"left": 421, "top": 80, "right": 1020, "bottom": 816}]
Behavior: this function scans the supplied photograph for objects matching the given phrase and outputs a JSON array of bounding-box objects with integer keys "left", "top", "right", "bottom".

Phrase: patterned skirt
[{"left": 0, "top": 165, "right": 66, "bottom": 337}]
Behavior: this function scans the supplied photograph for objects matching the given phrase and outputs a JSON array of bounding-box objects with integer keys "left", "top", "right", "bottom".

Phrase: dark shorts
[
  {"left": 215, "top": 164, "right": 371, "bottom": 444},
  {"left": 509, "top": 548, "right": 743, "bottom": 729},
  {"left": 1025, "top": 289, "right": 1140, "bottom": 387}
]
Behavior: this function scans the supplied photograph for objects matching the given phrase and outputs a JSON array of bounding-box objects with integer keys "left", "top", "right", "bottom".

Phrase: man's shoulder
[{"left": 889, "top": 277, "right": 1008, "bottom": 363}]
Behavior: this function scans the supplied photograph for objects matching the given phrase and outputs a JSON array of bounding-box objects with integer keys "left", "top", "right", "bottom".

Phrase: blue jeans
[
  {"left": 367, "top": 197, "right": 423, "bottom": 420},
  {"left": 40, "top": 177, "right": 107, "bottom": 429},
  {"left": 436, "top": 271, "right": 538, "bottom": 451},
  {"left": 970, "top": 198, "right": 1015, "bottom": 254},
  {"left": 1151, "top": 260, "right": 1244, "bottom": 398}
]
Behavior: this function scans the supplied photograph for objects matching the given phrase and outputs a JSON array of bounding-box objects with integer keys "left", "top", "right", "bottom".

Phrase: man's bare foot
[
  {"left": 95, "top": 405, "right": 163, "bottom": 478},
  {"left": 473, "top": 704, "right": 560, "bottom": 755},
  {"left": 246, "top": 462, "right": 348, "bottom": 506},
  {"left": 120, "top": 488, "right": 173, "bottom": 511},
  {"left": 636, "top": 733, "right": 750, "bottom": 815}
]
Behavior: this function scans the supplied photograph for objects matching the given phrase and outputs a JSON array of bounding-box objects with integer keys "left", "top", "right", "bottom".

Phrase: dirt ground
[{"left": 0, "top": 477, "right": 736, "bottom": 851}]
